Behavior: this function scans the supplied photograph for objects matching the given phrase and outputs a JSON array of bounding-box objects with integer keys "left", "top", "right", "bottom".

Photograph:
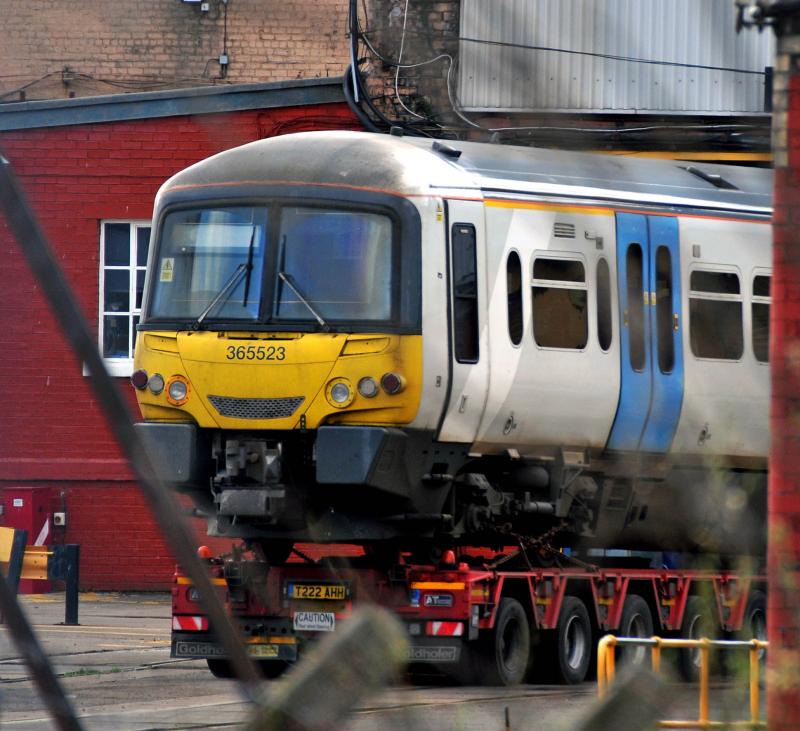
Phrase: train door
[
  {"left": 437, "top": 200, "right": 489, "bottom": 444},
  {"left": 607, "top": 213, "right": 684, "bottom": 452}
]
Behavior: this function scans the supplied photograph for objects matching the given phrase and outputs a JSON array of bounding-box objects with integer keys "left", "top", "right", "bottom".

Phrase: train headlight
[
  {"left": 326, "top": 378, "right": 354, "bottom": 408},
  {"left": 380, "top": 372, "right": 405, "bottom": 395},
  {"left": 148, "top": 373, "right": 165, "bottom": 395},
  {"left": 166, "top": 376, "right": 190, "bottom": 405},
  {"left": 357, "top": 376, "right": 379, "bottom": 398},
  {"left": 131, "top": 369, "right": 149, "bottom": 390}
]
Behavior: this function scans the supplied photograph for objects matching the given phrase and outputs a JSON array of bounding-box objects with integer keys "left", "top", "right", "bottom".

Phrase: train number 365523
[{"left": 225, "top": 345, "right": 286, "bottom": 361}]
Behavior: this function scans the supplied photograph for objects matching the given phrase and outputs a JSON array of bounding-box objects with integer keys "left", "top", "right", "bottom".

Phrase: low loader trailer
[{"left": 171, "top": 547, "right": 766, "bottom": 686}]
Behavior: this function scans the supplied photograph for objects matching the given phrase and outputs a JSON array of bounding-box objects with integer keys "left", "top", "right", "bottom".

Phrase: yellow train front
[{"left": 132, "top": 132, "right": 448, "bottom": 556}]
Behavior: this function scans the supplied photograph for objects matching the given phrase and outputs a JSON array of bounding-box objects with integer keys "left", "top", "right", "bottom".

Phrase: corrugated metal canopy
[{"left": 458, "top": 0, "right": 775, "bottom": 114}]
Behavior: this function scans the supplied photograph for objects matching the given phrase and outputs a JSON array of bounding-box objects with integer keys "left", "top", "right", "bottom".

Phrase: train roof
[{"left": 162, "top": 131, "right": 772, "bottom": 214}]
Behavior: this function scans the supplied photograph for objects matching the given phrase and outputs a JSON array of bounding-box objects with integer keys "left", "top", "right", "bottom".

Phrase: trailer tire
[
  {"left": 738, "top": 589, "right": 767, "bottom": 674},
  {"left": 617, "top": 594, "right": 654, "bottom": 668},
  {"left": 553, "top": 596, "right": 592, "bottom": 685},
  {"left": 206, "top": 659, "right": 235, "bottom": 679},
  {"left": 474, "top": 597, "right": 531, "bottom": 686},
  {"left": 677, "top": 596, "right": 718, "bottom": 683},
  {"left": 740, "top": 589, "right": 766, "bottom": 643}
]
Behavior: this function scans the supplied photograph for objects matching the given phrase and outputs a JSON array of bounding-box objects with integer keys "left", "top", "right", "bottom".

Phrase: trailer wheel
[
  {"left": 677, "top": 596, "right": 717, "bottom": 683},
  {"left": 617, "top": 594, "right": 654, "bottom": 668},
  {"left": 553, "top": 596, "right": 592, "bottom": 684},
  {"left": 474, "top": 597, "right": 531, "bottom": 686},
  {"left": 738, "top": 589, "right": 767, "bottom": 671},
  {"left": 206, "top": 659, "right": 235, "bottom": 679}
]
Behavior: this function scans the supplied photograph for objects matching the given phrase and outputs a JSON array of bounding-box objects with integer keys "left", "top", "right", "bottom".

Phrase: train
[{"left": 131, "top": 130, "right": 771, "bottom": 561}]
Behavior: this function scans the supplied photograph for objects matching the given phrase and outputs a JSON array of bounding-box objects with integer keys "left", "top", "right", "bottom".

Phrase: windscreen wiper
[
  {"left": 277, "top": 271, "right": 331, "bottom": 332},
  {"left": 191, "top": 262, "right": 249, "bottom": 330}
]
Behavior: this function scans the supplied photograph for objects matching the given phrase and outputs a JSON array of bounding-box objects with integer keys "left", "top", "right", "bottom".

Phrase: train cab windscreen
[{"left": 146, "top": 204, "right": 396, "bottom": 327}]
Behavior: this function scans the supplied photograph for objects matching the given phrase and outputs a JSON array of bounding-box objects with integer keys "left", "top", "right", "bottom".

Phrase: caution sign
[{"left": 160, "top": 257, "right": 174, "bottom": 282}]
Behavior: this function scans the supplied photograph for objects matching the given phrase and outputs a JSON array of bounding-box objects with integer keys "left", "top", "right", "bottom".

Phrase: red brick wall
[
  {"left": 0, "top": 0, "right": 351, "bottom": 102},
  {"left": 0, "top": 102, "right": 360, "bottom": 589},
  {"left": 768, "top": 44, "right": 800, "bottom": 729}
]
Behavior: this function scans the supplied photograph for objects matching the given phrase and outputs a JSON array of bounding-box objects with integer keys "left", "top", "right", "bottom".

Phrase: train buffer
[{"left": 0, "top": 526, "right": 80, "bottom": 625}]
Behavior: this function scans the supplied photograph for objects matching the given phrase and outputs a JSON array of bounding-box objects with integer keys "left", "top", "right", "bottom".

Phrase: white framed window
[{"left": 99, "top": 220, "right": 151, "bottom": 377}]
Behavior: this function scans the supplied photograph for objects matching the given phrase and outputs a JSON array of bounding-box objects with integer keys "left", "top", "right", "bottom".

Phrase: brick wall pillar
[{"left": 769, "top": 15, "right": 800, "bottom": 730}]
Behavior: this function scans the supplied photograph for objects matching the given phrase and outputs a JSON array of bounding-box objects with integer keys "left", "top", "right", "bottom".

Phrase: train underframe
[{"left": 137, "top": 422, "right": 766, "bottom": 559}]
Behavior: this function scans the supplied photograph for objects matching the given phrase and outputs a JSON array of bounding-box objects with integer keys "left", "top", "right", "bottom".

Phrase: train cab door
[
  {"left": 607, "top": 213, "right": 684, "bottom": 453},
  {"left": 437, "top": 201, "right": 489, "bottom": 444}
]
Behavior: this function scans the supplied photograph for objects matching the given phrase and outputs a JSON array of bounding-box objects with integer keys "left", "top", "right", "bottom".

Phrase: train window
[
  {"left": 452, "top": 224, "right": 479, "bottom": 362},
  {"left": 626, "top": 245, "right": 646, "bottom": 372},
  {"left": 596, "top": 258, "right": 612, "bottom": 351},
  {"left": 506, "top": 251, "right": 523, "bottom": 346},
  {"left": 274, "top": 207, "right": 392, "bottom": 323},
  {"left": 99, "top": 220, "right": 151, "bottom": 375},
  {"left": 151, "top": 207, "right": 268, "bottom": 322},
  {"left": 752, "top": 275, "right": 771, "bottom": 363},
  {"left": 689, "top": 269, "right": 743, "bottom": 360},
  {"left": 532, "top": 257, "right": 587, "bottom": 349},
  {"left": 655, "top": 247, "right": 674, "bottom": 373}
]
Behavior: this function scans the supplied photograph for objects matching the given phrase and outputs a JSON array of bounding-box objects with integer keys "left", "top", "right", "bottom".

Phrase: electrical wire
[
  {"left": 394, "top": 0, "right": 425, "bottom": 120},
  {"left": 369, "top": 27, "right": 769, "bottom": 77},
  {"left": 0, "top": 70, "right": 225, "bottom": 102}
]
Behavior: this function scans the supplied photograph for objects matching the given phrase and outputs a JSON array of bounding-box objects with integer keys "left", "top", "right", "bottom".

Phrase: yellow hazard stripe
[
  {"left": 176, "top": 576, "right": 227, "bottom": 586},
  {"left": 410, "top": 582, "right": 465, "bottom": 590}
]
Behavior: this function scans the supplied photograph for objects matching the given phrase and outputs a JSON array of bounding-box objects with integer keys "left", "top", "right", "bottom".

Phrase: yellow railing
[{"left": 597, "top": 635, "right": 769, "bottom": 729}]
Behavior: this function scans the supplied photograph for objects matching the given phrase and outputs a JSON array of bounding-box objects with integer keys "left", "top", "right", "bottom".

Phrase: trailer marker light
[{"left": 131, "top": 369, "right": 149, "bottom": 390}]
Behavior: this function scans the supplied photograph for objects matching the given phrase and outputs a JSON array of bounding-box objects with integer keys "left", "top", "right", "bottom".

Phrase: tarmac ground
[{"left": 0, "top": 592, "right": 764, "bottom": 730}]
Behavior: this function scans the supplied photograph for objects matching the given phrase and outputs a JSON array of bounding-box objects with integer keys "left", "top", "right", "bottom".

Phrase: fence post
[{"left": 48, "top": 544, "right": 80, "bottom": 625}]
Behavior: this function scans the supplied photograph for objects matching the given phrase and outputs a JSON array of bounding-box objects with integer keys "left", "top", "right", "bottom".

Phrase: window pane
[
  {"left": 274, "top": 207, "right": 393, "bottom": 322},
  {"left": 104, "top": 223, "right": 130, "bottom": 266},
  {"left": 752, "top": 302, "right": 769, "bottom": 362},
  {"left": 626, "top": 245, "right": 645, "bottom": 372},
  {"left": 690, "top": 270, "right": 740, "bottom": 295},
  {"left": 506, "top": 251, "right": 523, "bottom": 346},
  {"left": 150, "top": 207, "right": 267, "bottom": 320},
  {"left": 104, "top": 270, "right": 130, "bottom": 313},
  {"left": 596, "top": 258, "right": 612, "bottom": 351},
  {"left": 533, "top": 258, "right": 585, "bottom": 283},
  {"left": 136, "top": 270, "right": 146, "bottom": 310},
  {"left": 103, "top": 315, "right": 130, "bottom": 358},
  {"left": 131, "top": 315, "right": 140, "bottom": 355},
  {"left": 655, "top": 247, "right": 674, "bottom": 374},
  {"left": 753, "top": 275, "right": 770, "bottom": 298},
  {"left": 533, "top": 287, "right": 587, "bottom": 348},
  {"left": 451, "top": 224, "right": 479, "bottom": 362},
  {"left": 690, "top": 298, "right": 743, "bottom": 359},
  {"left": 137, "top": 227, "right": 151, "bottom": 267}
]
